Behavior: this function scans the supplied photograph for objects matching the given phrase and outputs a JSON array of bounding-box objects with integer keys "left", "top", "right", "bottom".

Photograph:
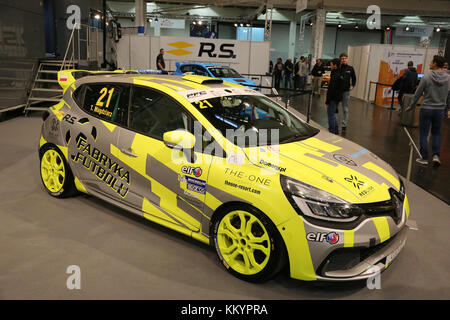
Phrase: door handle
[{"left": 120, "top": 148, "right": 138, "bottom": 157}]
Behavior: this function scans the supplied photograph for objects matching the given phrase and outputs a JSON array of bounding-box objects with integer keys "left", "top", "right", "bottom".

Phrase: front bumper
[
  {"left": 315, "top": 226, "right": 408, "bottom": 281},
  {"left": 279, "top": 194, "right": 410, "bottom": 281}
]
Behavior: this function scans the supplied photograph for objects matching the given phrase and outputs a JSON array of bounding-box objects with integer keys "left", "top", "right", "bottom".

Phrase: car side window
[
  {"left": 82, "top": 83, "right": 130, "bottom": 126},
  {"left": 180, "top": 65, "right": 192, "bottom": 73},
  {"left": 194, "top": 66, "right": 207, "bottom": 76},
  {"left": 128, "top": 86, "right": 189, "bottom": 140}
]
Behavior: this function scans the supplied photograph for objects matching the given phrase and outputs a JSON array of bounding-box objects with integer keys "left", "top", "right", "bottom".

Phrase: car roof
[
  {"left": 179, "top": 63, "right": 230, "bottom": 68},
  {"left": 74, "top": 73, "right": 243, "bottom": 94}
]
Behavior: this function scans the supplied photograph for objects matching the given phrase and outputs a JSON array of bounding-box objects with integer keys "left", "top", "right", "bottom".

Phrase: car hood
[{"left": 243, "top": 130, "right": 400, "bottom": 204}]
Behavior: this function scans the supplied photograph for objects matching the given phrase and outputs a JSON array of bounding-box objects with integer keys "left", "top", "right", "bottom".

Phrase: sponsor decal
[
  {"left": 306, "top": 232, "right": 340, "bottom": 244},
  {"left": 62, "top": 114, "right": 76, "bottom": 125},
  {"left": 59, "top": 74, "right": 68, "bottom": 82},
  {"left": 259, "top": 159, "right": 286, "bottom": 172},
  {"left": 227, "top": 153, "right": 244, "bottom": 166},
  {"left": 266, "top": 145, "right": 279, "bottom": 153},
  {"left": 344, "top": 175, "right": 365, "bottom": 190},
  {"left": 71, "top": 134, "right": 130, "bottom": 198},
  {"left": 180, "top": 175, "right": 206, "bottom": 194},
  {"left": 359, "top": 185, "right": 375, "bottom": 197},
  {"left": 224, "top": 180, "right": 261, "bottom": 195},
  {"left": 181, "top": 166, "right": 202, "bottom": 177},
  {"left": 333, "top": 154, "right": 357, "bottom": 166},
  {"left": 186, "top": 91, "right": 207, "bottom": 99},
  {"left": 224, "top": 168, "right": 271, "bottom": 186},
  {"left": 49, "top": 118, "right": 59, "bottom": 135}
]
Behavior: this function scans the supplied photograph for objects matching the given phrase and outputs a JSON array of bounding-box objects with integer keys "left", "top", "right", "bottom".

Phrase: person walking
[
  {"left": 273, "top": 58, "right": 284, "bottom": 90},
  {"left": 156, "top": 48, "right": 168, "bottom": 74},
  {"left": 311, "top": 58, "right": 325, "bottom": 96},
  {"left": 407, "top": 55, "right": 450, "bottom": 166},
  {"left": 284, "top": 58, "right": 294, "bottom": 89},
  {"left": 294, "top": 56, "right": 304, "bottom": 89},
  {"left": 338, "top": 53, "right": 357, "bottom": 131},
  {"left": 398, "top": 61, "right": 418, "bottom": 108},
  {"left": 298, "top": 57, "right": 309, "bottom": 90},
  {"left": 325, "top": 59, "right": 344, "bottom": 134}
]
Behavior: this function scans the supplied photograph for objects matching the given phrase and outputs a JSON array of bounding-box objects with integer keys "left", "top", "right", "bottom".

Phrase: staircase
[{"left": 24, "top": 60, "right": 76, "bottom": 113}]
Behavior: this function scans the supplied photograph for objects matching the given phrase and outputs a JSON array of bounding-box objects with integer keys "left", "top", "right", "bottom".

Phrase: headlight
[{"left": 281, "top": 175, "right": 363, "bottom": 222}]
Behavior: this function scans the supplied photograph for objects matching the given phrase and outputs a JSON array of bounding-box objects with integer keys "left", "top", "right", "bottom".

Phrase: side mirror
[{"left": 163, "top": 130, "right": 196, "bottom": 149}]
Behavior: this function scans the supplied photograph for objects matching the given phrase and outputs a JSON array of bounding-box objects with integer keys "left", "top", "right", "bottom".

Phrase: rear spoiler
[
  {"left": 182, "top": 74, "right": 223, "bottom": 84},
  {"left": 57, "top": 69, "right": 125, "bottom": 92}
]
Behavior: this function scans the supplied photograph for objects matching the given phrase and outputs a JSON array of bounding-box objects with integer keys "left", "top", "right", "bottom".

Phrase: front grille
[
  {"left": 319, "top": 236, "right": 395, "bottom": 275},
  {"left": 359, "top": 189, "right": 403, "bottom": 224}
]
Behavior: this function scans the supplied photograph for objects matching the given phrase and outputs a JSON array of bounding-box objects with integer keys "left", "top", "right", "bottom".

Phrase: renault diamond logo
[
  {"left": 167, "top": 41, "right": 194, "bottom": 56},
  {"left": 344, "top": 175, "right": 365, "bottom": 189}
]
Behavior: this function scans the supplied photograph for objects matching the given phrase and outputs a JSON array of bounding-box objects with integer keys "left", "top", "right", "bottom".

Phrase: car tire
[
  {"left": 39, "top": 145, "right": 77, "bottom": 198},
  {"left": 212, "top": 204, "right": 287, "bottom": 283}
]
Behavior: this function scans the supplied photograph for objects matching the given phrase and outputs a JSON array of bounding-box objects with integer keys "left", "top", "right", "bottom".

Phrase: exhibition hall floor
[{"left": 0, "top": 114, "right": 449, "bottom": 299}]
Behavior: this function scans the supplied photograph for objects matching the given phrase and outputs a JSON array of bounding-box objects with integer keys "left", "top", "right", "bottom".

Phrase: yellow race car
[{"left": 39, "top": 70, "right": 409, "bottom": 282}]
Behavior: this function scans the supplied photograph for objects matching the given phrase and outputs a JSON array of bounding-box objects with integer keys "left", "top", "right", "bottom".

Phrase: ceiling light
[
  {"left": 386, "top": 27, "right": 391, "bottom": 31},
  {"left": 234, "top": 23, "right": 238, "bottom": 27},
  {"left": 436, "top": 26, "right": 441, "bottom": 32},
  {"left": 148, "top": 18, "right": 153, "bottom": 23},
  {"left": 193, "top": 21, "right": 196, "bottom": 25},
  {"left": 355, "top": 25, "right": 359, "bottom": 29},
  {"left": 338, "top": 22, "right": 342, "bottom": 28},
  {"left": 240, "top": 23, "right": 243, "bottom": 27},
  {"left": 94, "top": 14, "right": 100, "bottom": 20},
  {"left": 155, "top": 18, "right": 158, "bottom": 22},
  {"left": 405, "top": 26, "right": 410, "bottom": 31},
  {"left": 198, "top": 21, "right": 202, "bottom": 25},
  {"left": 246, "top": 23, "right": 250, "bottom": 27}
]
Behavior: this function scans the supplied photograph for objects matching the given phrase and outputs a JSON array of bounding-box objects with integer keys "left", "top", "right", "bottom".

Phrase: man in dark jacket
[
  {"left": 326, "top": 59, "right": 344, "bottom": 134},
  {"left": 338, "top": 53, "right": 357, "bottom": 131},
  {"left": 311, "top": 59, "right": 325, "bottom": 96},
  {"left": 398, "top": 61, "right": 418, "bottom": 107},
  {"left": 407, "top": 55, "right": 450, "bottom": 166},
  {"left": 284, "top": 58, "right": 294, "bottom": 89},
  {"left": 273, "top": 58, "right": 284, "bottom": 90}
]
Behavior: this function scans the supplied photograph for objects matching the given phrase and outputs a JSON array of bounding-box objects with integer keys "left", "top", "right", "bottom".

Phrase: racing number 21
[
  {"left": 96, "top": 87, "right": 115, "bottom": 109},
  {"left": 194, "top": 100, "right": 213, "bottom": 109}
]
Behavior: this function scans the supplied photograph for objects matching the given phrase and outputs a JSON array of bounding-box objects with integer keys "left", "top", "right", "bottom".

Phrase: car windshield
[
  {"left": 207, "top": 67, "right": 241, "bottom": 78},
  {"left": 191, "top": 94, "right": 319, "bottom": 147}
]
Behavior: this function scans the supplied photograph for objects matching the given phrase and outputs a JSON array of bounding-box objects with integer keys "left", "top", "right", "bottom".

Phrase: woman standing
[{"left": 325, "top": 59, "right": 344, "bottom": 134}]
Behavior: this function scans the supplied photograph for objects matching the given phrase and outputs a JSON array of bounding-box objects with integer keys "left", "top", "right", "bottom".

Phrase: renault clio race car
[{"left": 39, "top": 69, "right": 409, "bottom": 282}]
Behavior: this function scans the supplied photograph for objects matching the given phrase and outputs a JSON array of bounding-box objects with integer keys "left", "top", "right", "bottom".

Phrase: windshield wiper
[{"left": 281, "top": 133, "right": 307, "bottom": 143}]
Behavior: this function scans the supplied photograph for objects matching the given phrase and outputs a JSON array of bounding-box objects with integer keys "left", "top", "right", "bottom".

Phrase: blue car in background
[{"left": 173, "top": 62, "right": 259, "bottom": 90}]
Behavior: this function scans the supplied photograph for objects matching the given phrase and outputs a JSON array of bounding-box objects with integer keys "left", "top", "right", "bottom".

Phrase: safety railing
[
  {"left": 61, "top": 23, "right": 100, "bottom": 71},
  {"left": 367, "top": 81, "right": 396, "bottom": 110},
  {"left": 403, "top": 126, "right": 422, "bottom": 184}
]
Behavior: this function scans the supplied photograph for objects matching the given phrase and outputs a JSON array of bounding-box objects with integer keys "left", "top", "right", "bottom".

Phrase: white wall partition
[{"left": 116, "top": 34, "right": 271, "bottom": 75}]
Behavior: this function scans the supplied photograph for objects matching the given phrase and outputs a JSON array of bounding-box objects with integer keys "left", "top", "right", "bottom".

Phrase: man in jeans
[
  {"left": 407, "top": 55, "right": 450, "bottom": 166},
  {"left": 338, "top": 53, "right": 357, "bottom": 131},
  {"left": 325, "top": 59, "right": 343, "bottom": 134}
]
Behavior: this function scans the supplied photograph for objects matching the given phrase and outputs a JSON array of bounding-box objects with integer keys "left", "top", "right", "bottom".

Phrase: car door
[
  {"left": 67, "top": 82, "right": 132, "bottom": 201},
  {"left": 115, "top": 85, "right": 215, "bottom": 232}
]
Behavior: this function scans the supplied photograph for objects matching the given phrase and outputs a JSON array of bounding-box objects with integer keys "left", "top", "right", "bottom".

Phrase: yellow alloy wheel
[
  {"left": 217, "top": 210, "right": 271, "bottom": 275},
  {"left": 41, "top": 149, "right": 66, "bottom": 193}
]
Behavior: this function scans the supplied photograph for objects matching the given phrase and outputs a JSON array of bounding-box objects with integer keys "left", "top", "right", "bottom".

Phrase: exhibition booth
[{"left": 347, "top": 44, "right": 439, "bottom": 104}]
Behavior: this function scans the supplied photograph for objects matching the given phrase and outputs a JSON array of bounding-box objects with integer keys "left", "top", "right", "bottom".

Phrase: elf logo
[
  {"left": 181, "top": 166, "right": 202, "bottom": 177},
  {"left": 307, "top": 232, "right": 340, "bottom": 244},
  {"left": 198, "top": 42, "right": 236, "bottom": 58}
]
